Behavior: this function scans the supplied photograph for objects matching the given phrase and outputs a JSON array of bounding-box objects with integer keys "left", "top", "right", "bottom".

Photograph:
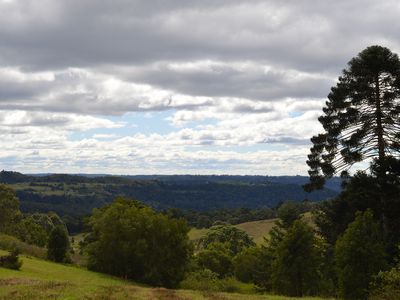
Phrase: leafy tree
[
  {"left": 47, "top": 226, "right": 70, "bottom": 263},
  {"left": 15, "top": 217, "right": 48, "bottom": 247},
  {"left": 198, "top": 225, "right": 255, "bottom": 255},
  {"left": 85, "top": 197, "right": 192, "bottom": 288},
  {"left": 196, "top": 242, "right": 233, "bottom": 278},
  {"left": 270, "top": 220, "right": 322, "bottom": 297},
  {"left": 335, "top": 210, "right": 387, "bottom": 300},
  {"left": 0, "top": 184, "right": 20, "bottom": 232},
  {"left": 14, "top": 212, "right": 67, "bottom": 247},
  {"left": 233, "top": 246, "right": 265, "bottom": 283},
  {"left": 306, "top": 45, "right": 400, "bottom": 191},
  {"left": 276, "top": 201, "right": 303, "bottom": 228},
  {"left": 370, "top": 252, "right": 400, "bottom": 300}
]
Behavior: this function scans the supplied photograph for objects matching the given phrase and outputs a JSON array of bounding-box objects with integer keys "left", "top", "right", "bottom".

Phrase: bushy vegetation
[
  {"left": 334, "top": 210, "right": 387, "bottom": 299},
  {"left": 47, "top": 226, "right": 70, "bottom": 263},
  {"left": 0, "top": 233, "right": 46, "bottom": 259},
  {"left": 0, "top": 171, "right": 337, "bottom": 233},
  {"left": 370, "top": 258, "right": 400, "bottom": 300},
  {"left": 84, "top": 197, "right": 193, "bottom": 288},
  {"left": 0, "top": 248, "right": 22, "bottom": 270}
]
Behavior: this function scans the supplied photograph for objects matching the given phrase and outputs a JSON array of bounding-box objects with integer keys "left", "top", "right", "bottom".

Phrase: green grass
[
  {"left": 235, "top": 219, "right": 277, "bottom": 244},
  {"left": 0, "top": 233, "right": 46, "bottom": 259},
  {"left": 189, "top": 214, "right": 314, "bottom": 245},
  {"left": 189, "top": 219, "right": 278, "bottom": 245},
  {"left": 0, "top": 250, "right": 327, "bottom": 299}
]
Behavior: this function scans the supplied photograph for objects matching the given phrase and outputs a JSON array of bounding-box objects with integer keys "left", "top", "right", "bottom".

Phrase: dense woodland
[
  {"left": 1, "top": 45, "right": 400, "bottom": 300},
  {"left": 0, "top": 170, "right": 339, "bottom": 232}
]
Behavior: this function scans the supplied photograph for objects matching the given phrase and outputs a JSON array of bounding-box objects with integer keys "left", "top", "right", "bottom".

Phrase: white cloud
[{"left": 0, "top": 0, "right": 398, "bottom": 174}]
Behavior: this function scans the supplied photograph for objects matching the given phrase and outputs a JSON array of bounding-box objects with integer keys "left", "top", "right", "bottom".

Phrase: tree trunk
[
  {"left": 375, "top": 74, "right": 388, "bottom": 237},
  {"left": 375, "top": 74, "right": 385, "bottom": 165}
]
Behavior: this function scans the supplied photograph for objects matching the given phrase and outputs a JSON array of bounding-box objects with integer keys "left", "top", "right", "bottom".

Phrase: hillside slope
[
  {"left": 0, "top": 171, "right": 338, "bottom": 223},
  {"left": 0, "top": 250, "right": 325, "bottom": 300},
  {"left": 189, "top": 218, "right": 278, "bottom": 244}
]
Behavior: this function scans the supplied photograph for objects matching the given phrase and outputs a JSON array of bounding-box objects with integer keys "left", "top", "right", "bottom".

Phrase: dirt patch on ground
[
  {"left": 202, "top": 292, "right": 228, "bottom": 300},
  {"left": 0, "top": 278, "right": 39, "bottom": 286},
  {"left": 151, "top": 288, "right": 191, "bottom": 300}
]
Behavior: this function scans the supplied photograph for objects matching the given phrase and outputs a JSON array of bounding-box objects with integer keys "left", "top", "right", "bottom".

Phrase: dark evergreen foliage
[
  {"left": 334, "top": 210, "right": 387, "bottom": 300},
  {"left": 0, "top": 184, "right": 20, "bottom": 233},
  {"left": 47, "top": 226, "right": 69, "bottom": 263},
  {"left": 306, "top": 45, "right": 400, "bottom": 191},
  {"left": 0, "top": 248, "right": 22, "bottom": 270}
]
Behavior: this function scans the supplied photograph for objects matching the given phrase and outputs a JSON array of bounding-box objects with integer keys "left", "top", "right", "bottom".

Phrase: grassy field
[
  {"left": 0, "top": 250, "right": 328, "bottom": 300},
  {"left": 189, "top": 213, "right": 314, "bottom": 245},
  {"left": 189, "top": 219, "right": 278, "bottom": 245}
]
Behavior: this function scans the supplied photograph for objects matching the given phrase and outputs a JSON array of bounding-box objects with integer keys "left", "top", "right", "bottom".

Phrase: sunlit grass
[{"left": 0, "top": 250, "right": 328, "bottom": 299}]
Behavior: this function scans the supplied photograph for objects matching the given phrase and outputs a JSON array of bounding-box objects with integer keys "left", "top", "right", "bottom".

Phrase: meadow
[{"left": 0, "top": 249, "right": 328, "bottom": 300}]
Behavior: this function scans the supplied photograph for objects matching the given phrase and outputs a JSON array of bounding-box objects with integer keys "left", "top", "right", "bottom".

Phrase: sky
[{"left": 0, "top": 0, "right": 399, "bottom": 175}]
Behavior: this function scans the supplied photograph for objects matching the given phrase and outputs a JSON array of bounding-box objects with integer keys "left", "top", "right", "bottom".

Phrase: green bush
[
  {"left": 0, "top": 249, "right": 23, "bottom": 270},
  {"left": 180, "top": 269, "right": 242, "bottom": 293},
  {"left": 47, "top": 226, "right": 70, "bottom": 263},
  {"left": 180, "top": 269, "right": 220, "bottom": 291},
  {"left": 196, "top": 242, "right": 233, "bottom": 277},
  {"left": 370, "top": 264, "right": 400, "bottom": 300},
  {"left": 86, "top": 197, "right": 193, "bottom": 288},
  {"left": 335, "top": 210, "right": 387, "bottom": 300},
  {"left": 0, "top": 233, "right": 46, "bottom": 259}
]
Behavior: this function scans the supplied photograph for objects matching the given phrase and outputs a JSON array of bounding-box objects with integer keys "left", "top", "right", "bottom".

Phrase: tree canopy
[
  {"left": 335, "top": 210, "right": 387, "bottom": 299},
  {"left": 306, "top": 45, "right": 400, "bottom": 191},
  {"left": 85, "top": 197, "right": 192, "bottom": 288},
  {"left": 197, "top": 224, "right": 255, "bottom": 256},
  {"left": 0, "top": 184, "right": 20, "bottom": 232}
]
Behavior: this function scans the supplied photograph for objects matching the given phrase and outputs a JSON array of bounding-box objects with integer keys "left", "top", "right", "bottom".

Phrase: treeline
[
  {"left": 79, "top": 169, "right": 400, "bottom": 299},
  {"left": 1, "top": 173, "right": 400, "bottom": 298},
  {"left": 0, "top": 184, "right": 71, "bottom": 265},
  {"left": 167, "top": 204, "right": 314, "bottom": 229},
  {"left": 0, "top": 171, "right": 338, "bottom": 233}
]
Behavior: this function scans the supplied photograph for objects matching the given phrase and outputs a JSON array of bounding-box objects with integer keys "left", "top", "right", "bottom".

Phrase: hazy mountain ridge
[{"left": 0, "top": 171, "right": 339, "bottom": 217}]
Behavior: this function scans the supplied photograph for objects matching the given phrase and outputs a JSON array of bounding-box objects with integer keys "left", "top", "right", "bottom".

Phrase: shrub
[
  {"left": 47, "top": 226, "right": 70, "bottom": 263},
  {"left": 196, "top": 242, "right": 233, "bottom": 277},
  {"left": 370, "top": 263, "right": 400, "bottom": 300},
  {"left": 0, "top": 249, "right": 23, "bottom": 270},
  {"left": 180, "top": 269, "right": 242, "bottom": 293},
  {"left": 86, "top": 197, "right": 192, "bottom": 288},
  {"left": 180, "top": 269, "right": 220, "bottom": 291},
  {"left": 0, "top": 233, "right": 46, "bottom": 259},
  {"left": 335, "top": 210, "right": 387, "bottom": 299}
]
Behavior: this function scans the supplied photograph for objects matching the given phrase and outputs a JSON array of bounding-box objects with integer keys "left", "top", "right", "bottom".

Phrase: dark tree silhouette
[
  {"left": 305, "top": 45, "right": 400, "bottom": 191},
  {"left": 47, "top": 226, "right": 69, "bottom": 263}
]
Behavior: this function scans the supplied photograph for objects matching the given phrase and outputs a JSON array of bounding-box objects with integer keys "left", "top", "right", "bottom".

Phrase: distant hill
[{"left": 0, "top": 171, "right": 339, "bottom": 232}]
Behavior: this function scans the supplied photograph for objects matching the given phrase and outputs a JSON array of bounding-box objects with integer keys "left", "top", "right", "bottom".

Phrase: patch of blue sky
[
  {"left": 289, "top": 111, "right": 304, "bottom": 117},
  {"left": 69, "top": 111, "right": 177, "bottom": 140},
  {"left": 69, "top": 111, "right": 222, "bottom": 141}
]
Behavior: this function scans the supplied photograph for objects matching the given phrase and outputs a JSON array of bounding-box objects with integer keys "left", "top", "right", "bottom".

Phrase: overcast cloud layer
[{"left": 0, "top": 0, "right": 399, "bottom": 175}]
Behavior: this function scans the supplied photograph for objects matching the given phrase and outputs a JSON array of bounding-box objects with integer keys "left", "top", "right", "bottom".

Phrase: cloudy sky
[{"left": 0, "top": 0, "right": 399, "bottom": 175}]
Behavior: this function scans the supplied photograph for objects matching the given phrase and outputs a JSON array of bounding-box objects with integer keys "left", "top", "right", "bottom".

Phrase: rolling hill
[
  {"left": 0, "top": 171, "right": 339, "bottom": 221},
  {"left": 0, "top": 249, "right": 327, "bottom": 300}
]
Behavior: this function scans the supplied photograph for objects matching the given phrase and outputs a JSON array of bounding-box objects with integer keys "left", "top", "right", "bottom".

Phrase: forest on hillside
[{"left": 0, "top": 171, "right": 339, "bottom": 231}]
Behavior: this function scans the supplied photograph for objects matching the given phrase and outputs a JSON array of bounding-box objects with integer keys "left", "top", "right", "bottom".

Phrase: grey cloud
[
  {"left": 261, "top": 136, "right": 310, "bottom": 145},
  {"left": 117, "top": 63, "right": 332, "bottom": 101},
  {"left": 0, "top": 0, "right": 399, "bottom": 73},
  {"left": 0, "top": 0, "right": 399, "bottom": 115}
]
